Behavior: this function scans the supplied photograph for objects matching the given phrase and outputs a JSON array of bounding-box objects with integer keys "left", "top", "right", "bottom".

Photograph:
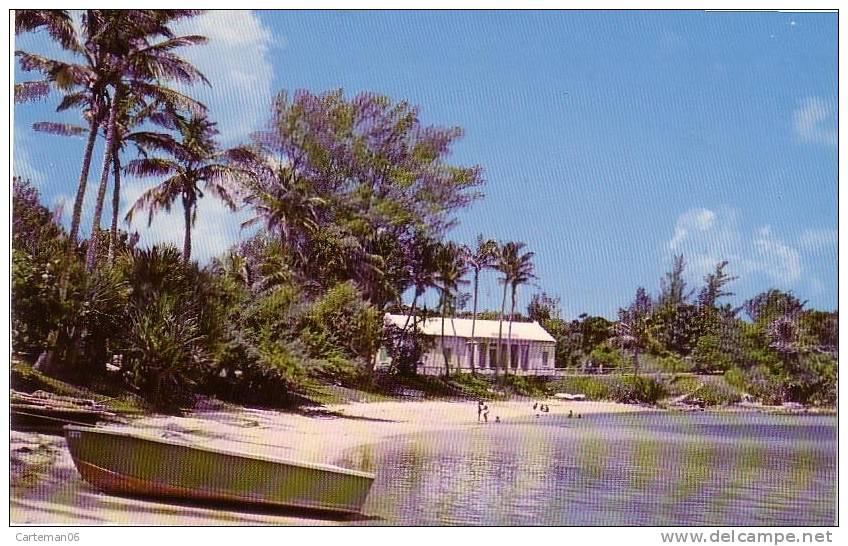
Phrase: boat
[
  {"left": 12, "top": 403, "right": 103, "bottom": 435},
  {"left": 64, "top": 425, "right": 375, "bottom": 515},
  {"left": 553, "top": 392, "right": 587, "bottom": 401}
]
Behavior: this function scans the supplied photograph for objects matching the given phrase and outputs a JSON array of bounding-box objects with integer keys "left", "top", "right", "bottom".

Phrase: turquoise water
[{"left": 357, "top": 411, "right": 836, "bottom": 526}]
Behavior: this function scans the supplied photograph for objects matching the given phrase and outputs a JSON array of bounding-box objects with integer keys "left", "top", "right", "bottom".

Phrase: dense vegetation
[{"left": 13, "top": 10, "right": 836, "bottom": 412}]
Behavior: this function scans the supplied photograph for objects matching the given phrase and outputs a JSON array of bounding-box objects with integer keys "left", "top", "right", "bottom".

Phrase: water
[{"left": 355, "top": 411, "right": 836, "bottom": 526}]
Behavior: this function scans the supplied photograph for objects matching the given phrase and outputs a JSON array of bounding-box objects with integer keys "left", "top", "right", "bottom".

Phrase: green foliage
[
  {"left": 656, "top": 354, "right": 690, "bottom": 373},
  {"left": 692, "top": 334, "right": 736, "bottom": 372},
  {"left": 122, "top": 296, "right": 209, "bottom": 412},
  {"left": 502, "top": 375, "right": 548, "bottom": 397},
  {"left": 549, "top": 375, "right": 666, "bottom": 404},
  {"left": 301, "top": 281, "right": 382, "bottom": 361},
  {"left": 685, "top": 380, "right": 742, "bottom": 407},
  {"left": 587, "top": 344, "right": 625, "bottom": 370}
]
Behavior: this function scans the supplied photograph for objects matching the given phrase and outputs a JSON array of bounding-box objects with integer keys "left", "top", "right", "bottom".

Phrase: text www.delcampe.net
[{"left": 660, "top": 530, "right": 834, "bottom": 545}]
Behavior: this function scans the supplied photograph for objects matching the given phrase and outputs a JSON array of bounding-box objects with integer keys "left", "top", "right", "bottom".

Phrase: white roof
[{"left": 385, "top": 314, "right": 556, "bottom": 343}]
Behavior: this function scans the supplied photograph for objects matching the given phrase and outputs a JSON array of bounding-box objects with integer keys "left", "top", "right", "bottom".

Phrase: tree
[
  {"left": 434, "top": 242, "right": 469, "bottom": 376},
  {"left": 528, "top": 292, "right": 561, "bottom": 323},
  {"left": 505, "top": 245, "right": 536, "bottom": 373},
  {"left": 612, "top": 287, "right": 653, "bottom": 376},
  {"left": 697, "top": 260, "right": 738, "bottom": 309},
  {"left": 126, "top": 112, "right": 241, "bottom": 262},
  {"left": 464, "top": 235, "right": 498, "bottom": 373},
  {"left": 494, "top": 241, "right": 535, "bottom": 376},
  {"left": 84, "top": 10, "right": 209, "bottom": 270},
  {"left": 16, "top": 10, "right": 208, "bottom": 256},
  {"left": 245, "top": 89, "right": 484, "bottom": 257}
]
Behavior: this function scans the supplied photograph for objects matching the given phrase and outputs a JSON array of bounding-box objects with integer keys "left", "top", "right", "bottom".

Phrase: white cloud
[
  {"left": 668, "top": 207, "right": 717, "bottom": 250},
  {"left": 666, "top": 207, "right": 804, "bottom": 285},
  {"left": 793, "top": 97, "right": 837, "bottom": 147},
  {"left": 174, "top": 11, "right": 275, "bottom": 143},
  {"left": 13, "top": 144, "right": 44, "bottom": 184},
  {"left": 750, "top": 226, "right": 802, "bottom": 282},
  {"left": 798, "top": 228, "right": 837, "bottom": 253}
]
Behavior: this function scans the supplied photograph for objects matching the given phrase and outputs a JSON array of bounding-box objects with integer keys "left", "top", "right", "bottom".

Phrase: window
[
  {"left": 522, "top": 345, "right": 530, "bottom": 370},
  {"left": 478, "top": 343, "right": 487, "bottom": 368},
  {"left": 489, "top": 345, "right": 498, "bottom": 368},
  {"left": 443, "top": 348, "right": 452, "bottom": 364},
  {"left": 542, "top": 351, "right": 549, "bottom": 367},
  {"left": 510, "top": 344, "right": 519, "bottom": 369}
]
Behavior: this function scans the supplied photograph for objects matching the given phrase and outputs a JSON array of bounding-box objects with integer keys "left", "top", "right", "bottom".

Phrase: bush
[
  {"left": 686, "top": 381, "right": 742, "bottom": 407},
  {"left": 502, "top": 374, "right": 547, "bottom": 397},
  {"left": 657, "top": 354, "right": 690, "bottom": 374},
  {"left": 300, "top": 281, "right": 382, "bottom": 361},
  {"left": 549, "top": 375, "right": 666, "bottom": 404},
  {"left": 586, "top": 344, "right": 625, "bottom": 370},
  {"left": 123, "top": 297, "right": 210, "bottom": 412}
]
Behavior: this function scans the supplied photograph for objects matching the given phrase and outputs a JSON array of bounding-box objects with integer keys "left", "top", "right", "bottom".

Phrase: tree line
[
  {"left": 528, "top": 256, "right": 836, "bottom": 406},
  {"left": 13, "top": 10, "right": 836, "bottom": 410}
]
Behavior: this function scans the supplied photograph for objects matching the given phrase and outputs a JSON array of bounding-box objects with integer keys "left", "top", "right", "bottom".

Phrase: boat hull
[{"left": 64, "top": 425, "right": 374, "bottom": 514}]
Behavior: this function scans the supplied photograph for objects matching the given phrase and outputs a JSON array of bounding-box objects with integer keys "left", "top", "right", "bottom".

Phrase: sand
[{"left": 10, "top": 398, "right": 647, "bottom": 525}]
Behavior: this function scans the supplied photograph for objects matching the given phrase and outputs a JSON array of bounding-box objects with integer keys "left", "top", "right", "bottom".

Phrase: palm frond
[
  {"left": 14, "top": 10, "right": 79, "bottom": 51},
  {"left": 124, "top": 157, "right": 179, "bottom": 178},
  {"left": 14, "top": 80, "right": 51, "bottom": 103},
  {"left": 32, "top": 121, "right": 87, "bottom": 136}
]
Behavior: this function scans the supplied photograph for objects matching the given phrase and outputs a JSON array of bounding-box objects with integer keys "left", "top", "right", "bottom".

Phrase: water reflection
[{"left": 358, "top": 412, "right": 836, "bottom": 526}]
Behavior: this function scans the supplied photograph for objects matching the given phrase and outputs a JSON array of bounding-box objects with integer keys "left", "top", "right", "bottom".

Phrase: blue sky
[{"left": 13, "top": 10, "right": 837, "bottom": 319}]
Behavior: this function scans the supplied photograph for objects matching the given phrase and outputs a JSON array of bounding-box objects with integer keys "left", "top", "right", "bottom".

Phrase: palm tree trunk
[
  {"left": 69, "top": 117, "right": 99, "bottom": 245},
  {"left": 107, "top": 146, "right": 121, "bottom": 265},
  {"left": 182, "top": 195, "right": 192, "bottom": 262},
  {"left": 441, "top": 291, "right": 449, "bottom": 377},
  {"left": 85, "top": 93, "right": 120, "bottom": 271},
  {"left": 507, "top": 284, "right": 516, "bottom": 375},
  {"left": 495, "top": 282, "right": 509, "bottom": 380},
  {"left": 403, "top": 292, "right": 419, "bottom": 332},
  {"left": 470, "top": 270, "right": 479, "bottom": 375}
]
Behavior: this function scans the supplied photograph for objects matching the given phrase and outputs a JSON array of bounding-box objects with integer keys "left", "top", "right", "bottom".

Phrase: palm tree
[
  {"left": 505, "top": 246, "right": 536, "bottom": 374},
  {"left": 16, "top": 10, "right": 207, "bottom": 257},
  {"left": 232, "top": 147, "right": 327, "bottom": 264},
  {"left": 434, "top": 242, "right": 469, "bottom": 376},
  {"left": 401, "top": 232, "right": 441, "bottom": 333},
  {"left": 465, "top": 235, "right": 498, "bottom": 374},
  {"left": 612, "top": 287, "right": 653, "bottom": 376},
  {"left": 84, "top": 11, "right": 210, "bottom": 270},
  {"left": 494, "top": 241, "right": 535, "bottom": 378},
  {"left": 125, "top": 112, "right": 240, "bottom": 262}
]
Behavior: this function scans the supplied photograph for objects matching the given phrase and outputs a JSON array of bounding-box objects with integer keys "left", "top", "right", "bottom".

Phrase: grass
[{"left": 11, "top": 357, "right": 148, "bottom": 416}]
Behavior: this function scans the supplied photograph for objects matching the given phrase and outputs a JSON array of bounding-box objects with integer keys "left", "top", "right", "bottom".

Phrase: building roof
[{"left": 385, "top": 314, "right": 556, "bottom": 343}]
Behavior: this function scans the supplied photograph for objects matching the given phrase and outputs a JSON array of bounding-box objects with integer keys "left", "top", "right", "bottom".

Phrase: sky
[{"left": 13, "top": 10, "right": 838, "bottom": 319}]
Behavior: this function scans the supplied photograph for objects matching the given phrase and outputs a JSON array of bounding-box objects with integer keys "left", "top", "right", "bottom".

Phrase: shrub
[
  {"left": 657, "top": 354, "right": 690, "bottom": 374},
  {"left": 301, "top": 281, "right": 382, "bottom": 361},
  {"left": 122, "top": 297, "right": 210, "bottom": 413},
  {"left": 586, "top": 344, "right": 625, "bottom": 370},
  {"left": 549, "top": 375, "right": 666, "bottom": 404},
  {"left": 686, "top": 381, "right": 742, "bottom": 407}
]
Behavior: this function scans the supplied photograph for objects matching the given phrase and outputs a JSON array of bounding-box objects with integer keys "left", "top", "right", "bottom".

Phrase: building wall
[{"left": 376, "top": 335, "right": 557, "bottom": 376}]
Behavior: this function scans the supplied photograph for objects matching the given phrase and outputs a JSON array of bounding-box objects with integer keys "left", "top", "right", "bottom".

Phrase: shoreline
[
  {"left": 10, "top": 397, "right": 645, "bottom": 525},
  {"left": 10, "top": 396, "right": 834, "bottom": 525}
]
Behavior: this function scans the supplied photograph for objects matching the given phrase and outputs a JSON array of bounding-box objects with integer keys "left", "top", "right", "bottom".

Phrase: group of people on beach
[{"left": 476, "top": 400, "right": 581, "bottom": 423}]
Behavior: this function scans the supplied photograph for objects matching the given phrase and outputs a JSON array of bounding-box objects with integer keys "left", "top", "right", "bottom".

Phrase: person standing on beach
[
  {"left": 477, "top": 401, "right": 484, "bottom": 422},
  {"left": 483, "top": 404, "right": 489, "bottom": 423}
]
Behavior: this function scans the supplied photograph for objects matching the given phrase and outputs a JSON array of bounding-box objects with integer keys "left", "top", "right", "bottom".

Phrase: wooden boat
[
  {"left": 12, "top": 403, "right": 104, "bottom": 435},
  {"left": 64, "top": 425, "right": 375, "bottom": 514}
]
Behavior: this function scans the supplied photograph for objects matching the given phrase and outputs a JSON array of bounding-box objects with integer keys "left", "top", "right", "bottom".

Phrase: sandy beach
[{"left": 11, "top": 398, "right": 647, "bottom": 525}]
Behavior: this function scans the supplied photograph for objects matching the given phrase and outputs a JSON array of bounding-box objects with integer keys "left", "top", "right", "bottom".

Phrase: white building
[{"left": 376, "top": 314, "right": 558, "bottom": 376}]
